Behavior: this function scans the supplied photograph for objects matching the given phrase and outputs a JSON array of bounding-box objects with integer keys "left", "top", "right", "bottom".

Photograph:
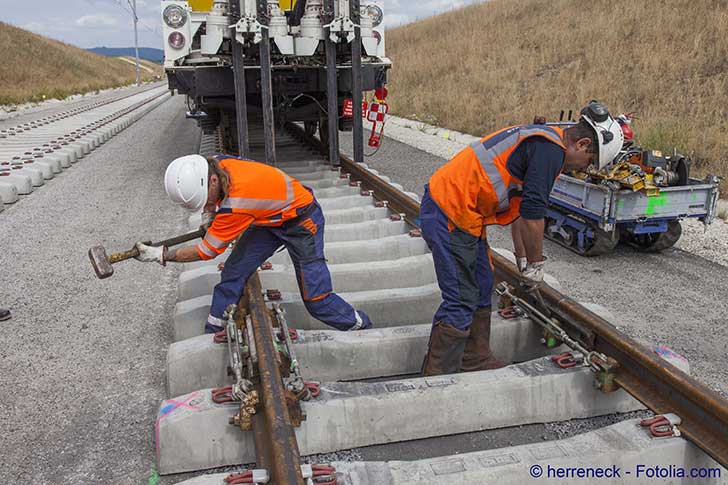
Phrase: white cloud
[{"left": 75, "top": 14, "right": 119, "bottom": 29}]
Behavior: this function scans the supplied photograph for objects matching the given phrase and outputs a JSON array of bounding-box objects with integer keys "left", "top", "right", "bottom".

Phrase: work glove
[
  {"left": 134, "top": 242, "right": 166, "bottom": 266},
  {"left": 519, "top": 257, "right": 547, "bottom": 293},
  {"left": 200, "top": 211, "right": 216, "bottom": 232}
]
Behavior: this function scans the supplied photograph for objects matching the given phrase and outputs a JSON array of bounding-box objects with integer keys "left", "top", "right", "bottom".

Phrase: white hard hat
[
  {"left": 580, "top": 100, "right": 624, "bottom": 170},
  {"left": 164, "top": 154, "right": 209, "bottom": 211}
]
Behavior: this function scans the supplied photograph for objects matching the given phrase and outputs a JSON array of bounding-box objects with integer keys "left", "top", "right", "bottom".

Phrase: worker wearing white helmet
[
  {"left": 420, "top": 100, "right": 623, "bottom": 376},
  {"left": 134, "top": 154, "right": 373, "bottom": 333}
]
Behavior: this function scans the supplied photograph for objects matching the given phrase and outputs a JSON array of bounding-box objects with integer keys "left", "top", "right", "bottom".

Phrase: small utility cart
[{"left": 542, "top": 115, "right": 721, "bottom": 256}]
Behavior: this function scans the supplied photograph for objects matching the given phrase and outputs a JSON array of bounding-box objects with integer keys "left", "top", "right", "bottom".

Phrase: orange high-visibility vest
[
  {"left": 428, "top": 125, "right": 565, "bottom": 237},
  {"left": 196, "top": 158, "right": 314, "bottom": 259}
]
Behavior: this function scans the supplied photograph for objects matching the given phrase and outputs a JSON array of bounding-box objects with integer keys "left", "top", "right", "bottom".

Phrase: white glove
[
  {"left": 200, "top": 211, "right": 216, "bottom": 231},
  {"left": 517, "top": 257, "right": 528, "bottom": 272},
  {"left": 134, "top": 242, "right": 166, "bottom": 266},
  {"left": 522, "top": 260, "right": 546, "bottom": 284}
]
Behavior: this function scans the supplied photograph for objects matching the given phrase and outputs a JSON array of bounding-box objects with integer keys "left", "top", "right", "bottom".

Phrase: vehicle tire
[
  {"left": 304, "top": 121, "right": 318, "bottom": 138},
  {"left": 630, "top": 221, "right": 682, "bottom": 252},
  {"left": 581, "top": 228, "right": 620, "bottom": 257}
]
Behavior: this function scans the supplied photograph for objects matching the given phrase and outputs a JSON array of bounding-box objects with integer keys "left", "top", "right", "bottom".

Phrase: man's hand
[
  {"left": 134, "top": 242, "right": 166, "bottom": 266},
  {"left": 200, "top": 211, "right": 216, "bottom": 232},
  {"left": 522, "top": 260, "right": 545, "bottom": 284}
]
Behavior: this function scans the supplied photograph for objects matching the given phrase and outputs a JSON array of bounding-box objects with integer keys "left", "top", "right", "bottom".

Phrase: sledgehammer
[{"left": 88, "top": 228, "right": 205, "bottom": 279}]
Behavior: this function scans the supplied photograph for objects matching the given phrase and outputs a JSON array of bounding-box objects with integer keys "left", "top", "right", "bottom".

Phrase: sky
[{"left": 1, "top": 0, "right": 484, "bottom": 49}]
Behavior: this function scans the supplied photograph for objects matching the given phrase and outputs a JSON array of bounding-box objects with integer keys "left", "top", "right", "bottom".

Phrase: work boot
[
  {"left": 0, "top": 308, "right": 10, "bottom": 321},
  {"left": 461, "top": 307, "right": 505, "bottom": 372},
  {"left": 422, "top": 322, "right": 470, "bottom": 376}
]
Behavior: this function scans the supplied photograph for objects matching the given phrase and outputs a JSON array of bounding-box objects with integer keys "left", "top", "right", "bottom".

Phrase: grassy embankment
[
  {"left": 386, "top": 0, "right": 728, "bottom": 192},
  {"left": 0, "top": 22, "right": 163, "bottom": 106}
]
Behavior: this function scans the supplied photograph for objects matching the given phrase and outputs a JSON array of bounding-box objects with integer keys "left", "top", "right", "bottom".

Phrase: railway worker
[
  {"left": 133, "top": 154, "right": 373, "bottom": 333},
  {"left": 420, "top": 100, "right": 624, "bottom": 375}
]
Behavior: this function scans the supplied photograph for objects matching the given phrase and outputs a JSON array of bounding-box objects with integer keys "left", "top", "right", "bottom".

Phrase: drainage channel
[
  {"left": 0, "top": 84, "right": 170, "bottom": 209},
  {"left": 157, "top": 125, "right": 728, "bottom": 484}
]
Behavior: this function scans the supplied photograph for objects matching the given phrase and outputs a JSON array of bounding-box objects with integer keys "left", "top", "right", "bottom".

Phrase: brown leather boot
[
  {"left": 461, "top": 307, "right": 505, "bottom": 371},
  {"left": 422, "top": 322, "right": 470, "bottom": 376}
]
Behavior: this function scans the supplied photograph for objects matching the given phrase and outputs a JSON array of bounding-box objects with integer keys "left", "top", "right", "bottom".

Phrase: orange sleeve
[{"left": 195, "top": 212, "right": 254, "bottom": 260}]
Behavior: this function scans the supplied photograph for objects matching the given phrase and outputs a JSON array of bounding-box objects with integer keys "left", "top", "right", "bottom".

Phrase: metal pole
[
  {"left": 132, "top": 0, "right": 140, "bottom": 85},
  {"left": 258, "top": 0, "right": 277, "bottom": 165},
  {"left": 229, "top": 0, "right": 250, "bottom": 157},
  {"left": 325, "top": 0, "right": 340, "bottom": 165},
  {"left": 350, "top": 0, "right": 364, "bottom": 165}
]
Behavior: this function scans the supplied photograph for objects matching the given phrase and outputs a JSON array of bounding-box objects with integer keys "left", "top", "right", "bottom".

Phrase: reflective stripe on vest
[
  {"left": 219, "top": 170, "right": 295, "bottom": 212},
  {"left": 469, "top": 126, "right": 563, "bottom": 212},
  {"left": 203, "top": 232, "right": 228, "bottom": 250}
]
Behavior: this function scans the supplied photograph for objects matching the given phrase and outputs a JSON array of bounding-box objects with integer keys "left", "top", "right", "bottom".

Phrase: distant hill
[
  {"left": 386, "top": 0, "right": 728, "bottom": 185},
  {"left": 0, "top": 22, "right": 163, "bottom": 105},
  {"left": 88, "top": 47, "right": 164, "bottom": 64}
]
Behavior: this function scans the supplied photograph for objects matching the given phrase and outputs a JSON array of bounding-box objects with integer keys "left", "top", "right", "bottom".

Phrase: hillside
[
  {"left": 88, "top": 47, "right": 164, "bottom": 63},
  {"left": 0, "top": 22, "right": 163, "bottom": 105},
  {"left": 386, "top": 0, "right": 728, "bottom": 184}
]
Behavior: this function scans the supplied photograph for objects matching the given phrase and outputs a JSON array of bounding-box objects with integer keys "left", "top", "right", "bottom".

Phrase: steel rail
[
  {"left": 244, "top": 275, "right": 305, "bottom": 484},
  {"left": 287, "top": 121, "right": 728, "bottom": 468}
]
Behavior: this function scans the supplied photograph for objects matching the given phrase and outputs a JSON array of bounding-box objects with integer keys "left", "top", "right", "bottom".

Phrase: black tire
[
  {"left": 629, "top": 221, "right": 682, "bottom": 252},
  {"left": 581, "top": 228, "right": 620, "bottom": 257},
  {"left": 545, "top": 215, "right": 619, "bottom": 257},
  {"left": 304, "top": 121, "right": 318, "bottom": 138}
]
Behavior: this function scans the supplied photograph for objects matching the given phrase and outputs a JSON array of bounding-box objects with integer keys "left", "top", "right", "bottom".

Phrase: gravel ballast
[{"left": 0, "top": 94, "right": 197, "bottom": 484}]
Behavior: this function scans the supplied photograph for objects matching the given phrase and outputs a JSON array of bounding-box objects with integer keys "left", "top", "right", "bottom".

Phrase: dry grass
[
  {"left": 0, "top": 22, "right": 163, "bottom": 106},
  {"left": 386, "top": 0, "right": 728, "bottom": 189}
]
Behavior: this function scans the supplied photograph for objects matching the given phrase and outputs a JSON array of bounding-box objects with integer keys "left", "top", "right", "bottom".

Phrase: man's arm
[
  {"left": 166, "top": 245, "right": 203, "bottom": 263},
  {"left": 512, "top": 217, "right": 545, "bottom": 263},
  {"left": 513, "top": 138, "right": 564, "bottom": 263}
]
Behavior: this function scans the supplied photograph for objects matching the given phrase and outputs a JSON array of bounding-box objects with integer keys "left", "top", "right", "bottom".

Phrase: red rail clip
[
  {"left": 305, "top": 381, "right": 321, "bottom": 398},
  {"left": 409, "top": 229, "right": 422, "bottom": 238},
  {"left": 224, "top": 471, "right": 253, "bottom": 484},
  {"left": 360, "top": 190, "right": 373, "bottom": 197},
  {"left": 349, "top": 180, "right": 360, "bottom": 187},
  {"left": 389, "top": 214, "right": 402, "bottom": 221},
  {"left": 497, "top": 307, "right": 522, "bottom": 319},
  {"left": 312, "top": 464, "right": 338, "bottom": 485},
  {"left": 639, "top": 414, "right": 682, "bottom": 438},
  {"left": 551, "top": 351, "right": 579, "bottom": 369},
  {"left": 375, "top": 200, "right": 389, "bottom": 208},
  {"left": 266, "top": 289, "right": 282, "bottom": 301},
  {"left": 212, "top": 386, "right": 235, "bottom": 404},
  {"left": 213, "top": 328, "right": 228, "bottom": 344},
  {"left": 260, "top": 261, "right": 273, "bottom": 270}
]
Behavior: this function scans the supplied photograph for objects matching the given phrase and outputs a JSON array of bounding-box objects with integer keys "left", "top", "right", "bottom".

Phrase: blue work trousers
[
  {"left": 420, "top": 186, "right": 493, "bottom": 331},
  {"left": 207, "top": 200, "right": 371, "bottom": 332}
]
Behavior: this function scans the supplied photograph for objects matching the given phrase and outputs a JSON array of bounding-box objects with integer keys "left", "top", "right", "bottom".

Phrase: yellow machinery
[{"left": 189, "top": 0, "right": 295, "bottom": 11}]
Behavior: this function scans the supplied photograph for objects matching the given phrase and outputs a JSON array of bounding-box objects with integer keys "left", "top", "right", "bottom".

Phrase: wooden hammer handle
[{"left": 108, "top": 228, "right": 206, "bottom": 264}]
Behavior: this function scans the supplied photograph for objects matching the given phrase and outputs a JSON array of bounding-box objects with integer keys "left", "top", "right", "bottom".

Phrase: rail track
[
  {"left": 157, "top": 123, "right": 728, "bottom": 484},
  {"left": 0, "top": 84, "right": 169, "bottom": 209}
]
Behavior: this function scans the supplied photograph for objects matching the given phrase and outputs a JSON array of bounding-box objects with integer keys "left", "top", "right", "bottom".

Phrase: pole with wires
[{"left": 131, "top": 0, "right": 140, "bottom": 85}]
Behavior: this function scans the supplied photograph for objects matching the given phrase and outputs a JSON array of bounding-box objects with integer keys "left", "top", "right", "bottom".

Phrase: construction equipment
[
  {"left": 537, "top": 113, "right": 720, "bottom": 256},
  {"left": 88, "top": 228, "right": 205, "bottom": 279},
  {"left": 161, "top": 0, "right": 390, "bottom": 161}
]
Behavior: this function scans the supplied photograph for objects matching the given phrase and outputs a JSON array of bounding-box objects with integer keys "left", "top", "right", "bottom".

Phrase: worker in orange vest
[
  {"left": 420, "top": 101, "right": 623, "bottom": 375},
  {"left": 134, "top": 154, "right": 373, "bottom": 333}
]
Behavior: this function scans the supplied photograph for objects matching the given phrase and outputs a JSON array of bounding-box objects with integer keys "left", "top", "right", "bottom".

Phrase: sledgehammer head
[{"left": 89, "top": 245, "right": 114, "bottom": 279}]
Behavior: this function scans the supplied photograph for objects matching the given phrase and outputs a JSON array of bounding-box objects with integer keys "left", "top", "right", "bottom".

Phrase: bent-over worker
[
  {"left": 420, "top": 100, "right": 623, "bottom": 375},
  {"left": 134, "top": 154, "right": 373, "bottom": 333}
]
